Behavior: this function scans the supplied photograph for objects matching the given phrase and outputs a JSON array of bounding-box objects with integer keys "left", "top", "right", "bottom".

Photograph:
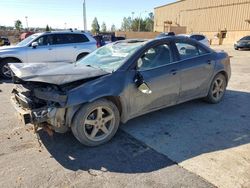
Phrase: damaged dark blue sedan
[{"left": 10, "top": 36, "right": 231, "bottom": 146}]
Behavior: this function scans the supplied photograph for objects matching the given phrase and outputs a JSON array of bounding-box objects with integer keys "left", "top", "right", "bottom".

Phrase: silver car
[{"left": 0, "top": 31, "right": 97, "bottom": 78}]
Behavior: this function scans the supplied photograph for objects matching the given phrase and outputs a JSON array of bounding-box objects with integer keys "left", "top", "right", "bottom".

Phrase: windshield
[
  {"left": 16, "top": 34, "right": 38, "bottom": 47},
  {"left": 76, "top": 41, "right": 145, "bottom": 72}
]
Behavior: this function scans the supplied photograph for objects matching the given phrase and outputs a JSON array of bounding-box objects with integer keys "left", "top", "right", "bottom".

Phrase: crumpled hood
[{"left": 9, "top": 63, "right": 109, "bottom": 85}]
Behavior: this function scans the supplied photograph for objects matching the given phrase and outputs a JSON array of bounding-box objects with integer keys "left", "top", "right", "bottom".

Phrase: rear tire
[
  {"left": 71, "top": 99, "right": 120, "bottom": 146},
  {"left": 205, "top": 73, "right": 227, "bottom": 104},
  {"left": 0, "top": 58, "right": 21, "bottom": 79}
]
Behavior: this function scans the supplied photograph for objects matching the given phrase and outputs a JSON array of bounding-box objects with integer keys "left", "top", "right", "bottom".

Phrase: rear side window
[
  {"left": 72, "top": 34, "right": 89, "bottom": 43},
  {"left": 54, "top": 34, "right": 89, "bottom": 44},
  {"left": 176, "top": 42, "right": 208, "bottom": 60},
  {"left": 190, "top": 35, "right": 205, "bottom": 41}
]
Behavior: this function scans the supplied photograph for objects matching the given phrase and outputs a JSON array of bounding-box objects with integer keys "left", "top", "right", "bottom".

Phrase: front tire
[
  {"left": 71, "top": 99, "right": 120, "bottom": 146},
  {"left": 205, "top": 73, "right": 227, "bottom": 104}
]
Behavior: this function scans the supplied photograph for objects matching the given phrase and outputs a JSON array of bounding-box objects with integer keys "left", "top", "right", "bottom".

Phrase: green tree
[
  {"left": 121, "top": 17, "right": 132, "bottom": 31},
  {"left": 131, "top": 18, "right": 146, "bottom": 32},
  {"left": 45, "top": 24, "right": 50, "bottom": 31},
  {"left": 145, "top": 12, "right": 154, "bottom": 32},
  {"left": 91, "top": 17, "right": 100, "bottom": 34},
  {"left": 14, "top": 20, "right": 22, "bottom": 31},
  {"left": 101, "top": 22, "right": 107, "bottom": 32},
  {"left": 111, "top": 24, "right": 116, "bottom": 32}
]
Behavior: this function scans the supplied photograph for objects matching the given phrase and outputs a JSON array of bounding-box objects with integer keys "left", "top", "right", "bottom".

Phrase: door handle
[
  {"left": 73, "top": 46, "right": 77, "bottom": 48},
  {"left": 48, "top": 48, "right": 52, "bottom": 50},
  {"left": 170, "top": 69, "right": 177, "bottom": 75}
]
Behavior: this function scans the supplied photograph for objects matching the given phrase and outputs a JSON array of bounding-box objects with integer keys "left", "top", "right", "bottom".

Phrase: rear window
[
  {"left": 190, "top": 35, "right": 205, "bottom": 41},
  {"left": 240, "top": 36, "right": 250, "bottom": 40}
]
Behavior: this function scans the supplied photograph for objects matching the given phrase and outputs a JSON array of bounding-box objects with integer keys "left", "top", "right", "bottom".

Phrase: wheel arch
[
  {"left": 66, "top": 95, "right": 124, "bottom": 127},
  {"left": 76, "top": 52, "right": 90, "bottom": 61},
  {"left": 0, "top": 56, "right": 23, "bottom": 63},
  {"left": 216, "top": 70, "right": 228, "bottom": 85}
]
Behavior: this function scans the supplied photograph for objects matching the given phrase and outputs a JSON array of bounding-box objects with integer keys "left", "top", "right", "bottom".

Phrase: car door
[
  {"left": 174, "top": 40, "right": 215, "bottom": 103},
  {"left": 53, "top": 34, "right": 78, "bottom": 63},
  {"left": 26, "top": 34, "right": 58, "bottom": 63},
  {"left": 129, "top": 43, "right": 181, "bottom": 118}
]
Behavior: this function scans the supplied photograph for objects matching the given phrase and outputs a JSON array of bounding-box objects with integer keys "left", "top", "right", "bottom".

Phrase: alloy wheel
[
  {"left": 211, "top": 77, "right": 225, "bottom": 101},
  {"left": 83, "top": 106, "right": 115, "bottom": 142}
]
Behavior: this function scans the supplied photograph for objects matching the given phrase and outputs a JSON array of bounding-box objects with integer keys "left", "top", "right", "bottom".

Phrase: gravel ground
[{"left": 0, "top": 45, "right": 249, "bottom": 188}]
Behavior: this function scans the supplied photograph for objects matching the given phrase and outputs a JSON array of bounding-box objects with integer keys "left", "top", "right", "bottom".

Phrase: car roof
[{"left": 115, "top": 36, "right": 195, "bottom": 45}]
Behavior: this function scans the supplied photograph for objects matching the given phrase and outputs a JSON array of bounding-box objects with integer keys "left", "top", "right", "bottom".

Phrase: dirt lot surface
[{"left": 0, "top": 45, "right": 249, "bottom": 188}]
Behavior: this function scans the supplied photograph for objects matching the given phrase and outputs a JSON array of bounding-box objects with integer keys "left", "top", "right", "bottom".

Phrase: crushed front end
[{"left": 11, "top": 82, "right": 69, "bottom": 133}]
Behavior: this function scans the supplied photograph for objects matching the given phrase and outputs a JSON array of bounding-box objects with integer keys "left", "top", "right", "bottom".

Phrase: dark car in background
[
  {"left": 0, "top": 36, "right": 10, "bottom": 46},
  {"left": 10, "top": 36, "right": 231, "bottom": 146},
  {"left": 234, "top": 36, "right": 250, "bottom": 50},
  {"left": 156, "top": 32, "right": 175, "bottom": 38},
  {"left": 94, "top": 34, "right": 125, "bottom": 48}
]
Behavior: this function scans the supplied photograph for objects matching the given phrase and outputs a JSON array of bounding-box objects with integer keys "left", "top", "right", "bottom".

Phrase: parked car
[
  {"left": 234, "top": 36, "right": 250, "bottom": 50},
  {"left": 0, "top": 31, "right": 97, "bottom": 79},
  {"left": 10, "top": 36, "right": 231, "bottom": 146},
  {"left": 116, "top": 36, "right": 126, "bottom": 41},
  {"left": 156, "top": 32, "right": 175, "bottom": 38},
  {"left": 178, "top": 34, "right": 210, "bottom": 47},
  {"left": 0, "top": 36, "right": 10, "bottom": 46}
]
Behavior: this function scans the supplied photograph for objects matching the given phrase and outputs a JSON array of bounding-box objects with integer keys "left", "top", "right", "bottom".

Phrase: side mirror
[
  {"left": 134, "top": 72, "right": 152, "bottom": 94},
  {"left": 31, "top": 42, "right": 38, "bottom": 48}
]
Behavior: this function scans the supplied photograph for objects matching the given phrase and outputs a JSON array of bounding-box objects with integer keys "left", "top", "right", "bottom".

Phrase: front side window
[
  {"left": 35, "top": 35, "right": 54, "bottom": 46},
  {"left": 137, "top": 44, "right": 173, "bottom": 71},
  {"left": 176, "top": 42, "right": 208, "bottom": 60}
]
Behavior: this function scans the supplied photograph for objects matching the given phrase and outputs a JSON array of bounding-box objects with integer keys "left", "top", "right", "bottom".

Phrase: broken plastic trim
[{"left": 34, "top": 89, "right": 67, "bottom": 105}]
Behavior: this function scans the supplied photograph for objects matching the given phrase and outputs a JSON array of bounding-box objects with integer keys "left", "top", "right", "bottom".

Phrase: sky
[{"left": 0, "top": 0, "right": 176, "bottom": 30}]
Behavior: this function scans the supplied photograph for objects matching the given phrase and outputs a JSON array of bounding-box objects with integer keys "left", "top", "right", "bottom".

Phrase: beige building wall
[{"left": 154, "top": 0, "right": 250, "bottom": 44}]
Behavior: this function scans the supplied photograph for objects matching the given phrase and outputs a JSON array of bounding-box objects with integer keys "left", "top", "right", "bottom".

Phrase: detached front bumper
[
  {"left": 11, "top": 95, "right": 68, "bottom": 133},
  {"left": 11, "top": 96, "right": 48, "bottom": 125}
]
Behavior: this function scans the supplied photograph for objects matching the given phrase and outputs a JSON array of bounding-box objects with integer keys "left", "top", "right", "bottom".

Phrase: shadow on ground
[
  {"left": 40, "top": 129, "right": 174, "bottom": 173},
  {"left": 40, "top": 89, "right": 250, "bottom": 173}
]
